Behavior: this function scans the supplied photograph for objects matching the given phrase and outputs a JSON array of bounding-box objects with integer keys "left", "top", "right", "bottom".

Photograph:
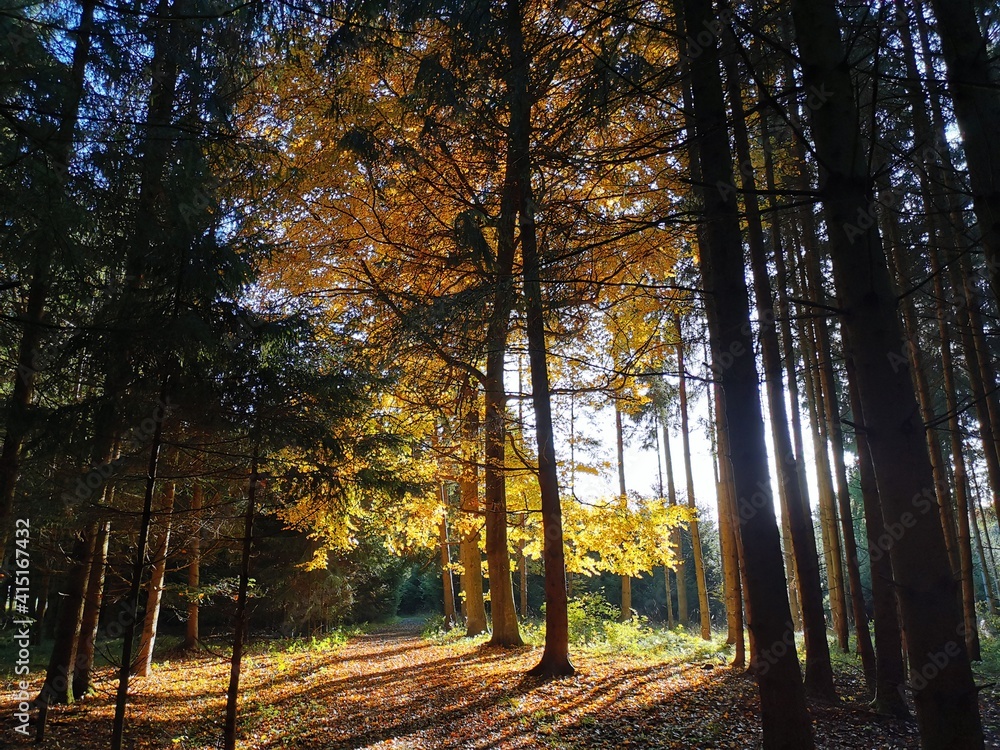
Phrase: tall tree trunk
[
  {"left": 460, "top": 387, "right": 488, "bottom": 636},
  {"left": 137, "top": 482, "right": 176, "bottom": 677},
  {"left": 37, "top": 524, "right": 97, "bottom": 706},
  {"left": 797, "top": 252, "right": 849, "bottom": 651},
  {"left": 789, "top": 1, "right": 983, "bottom": 745},
  {"left": 726, "top": 52, "right": 836, "bottom": 698},
  {"left": 185, "top": 483, "right": 202, "bottom": 649},
  {"left": 615, "top": 404, "right": 632, "bottom": 621},
  {"left": 224, "top": 450, "right": 258, "bottom": 750},
  {"left": 675, "top": 316, "right": 711, "bottom": 639},
  {"left": 482, "top": 184, "right": 522, "bottom": 649},
  {"left": 843, "top": 349, "right": 911, "bottom": 718},
  {"left": 506, "top": 0, "right": 571, "bottom": 676},
  {"left": 0, "top": 1, "right": 96, "bottom": 564},
  {"left": 713, "top": 381, "right": 745, "bottom": 668},
  {"left": 439, "top": 505, "right": 457, "bottom": 627},
  {"left": 682, "top": 0, "right": 813, "bottom": 744},
  {"left": 660, "top": 411, "right": 678, "bottom": 628},
  {"left": 73, "top": 519, "right": 110, "bottom": 699},
  {"left": 936, "top": 270, "right": 982, "bottom": 660},
  {"left": 925, "top": 0, "right": 1000, "bottom": 306},
  {"left": 816, "top": 328, "right": 876, "bottom": 680},
  {"left": 111, "top": 380, "right": 168, "bottom": 750},
  {"left": 971, "top": 489, "right": 999, "bottom": 615}
]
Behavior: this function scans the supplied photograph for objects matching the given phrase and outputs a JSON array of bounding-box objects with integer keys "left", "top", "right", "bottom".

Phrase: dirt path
[{"left": 4, "top": 625, "right": 998, "bottom": 749}]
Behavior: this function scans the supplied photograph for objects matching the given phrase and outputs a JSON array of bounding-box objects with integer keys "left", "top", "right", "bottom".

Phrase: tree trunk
[
  {"left": 971, "top": 488, "right": 999, "bottom": 615},
  {"left": 713, "top": 381, "right": 745, "bottom": 668},
  {"left": 0, "top": 1, "right": 96, "bottom": 564},
  {"left": 726, "top": 54, "right": 836, "bottom": 698},
  {"left": 481, "top": 98, "right": 522, "bottom": 648},
  {"left": 660, "top": 412, "right": 677, "bottom": 628},
  {"left": 185, "top": 483, "right": 202, "bottom": 649},
  {"left": 681, "top": 0, "right": 813, "bottom": 744},
  {"left": 843, "top": 349, "right": 911, "bottom": 718},
  {"left": 816, "top": 327, "right": 876, "bottom": 681},
  {"left": 675, "top": 317, "right": 711, "bottom": 639},
  {"left": 73, "top": 519, "right": 110, "bottom": 698},
  {"left": 615, "top": 404, "right": 632, "bottom": 622},
  {"left": 111, "top": 380, "right": 168, "bottom": 750},
  {"left": 439, "top": 505, "right": 457, "bottom": 627},
  {"left": 789, "top": 1, "right": 983, "bottom": 745},
  {"left": 137, "top": 482, "right": 176, "bottom": 677},
  {"left": 797, "top": 254, "right": 849, "bottom": 652},
  {"left": 936, "top": 271, "right": 982, "bottom": 660},
  {"left": 460, "top": 387, "right": 488, "bottom": 636},
  {"left": 224, "top": 451, "right": 258, "bottom": 750},
  {"left": 925, "top": 0, "right": 1000, "bottom": 306},
  {"left": 506, "top": 0, "right": 571, "bottom": 676},
  {"left": 37, "top": 525, "right": 97, "bottom": 706}
]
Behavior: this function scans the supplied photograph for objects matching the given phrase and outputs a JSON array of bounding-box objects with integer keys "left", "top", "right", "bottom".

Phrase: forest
[{"left": 1, "top": 0, "right": 1000, "bottom": 748}]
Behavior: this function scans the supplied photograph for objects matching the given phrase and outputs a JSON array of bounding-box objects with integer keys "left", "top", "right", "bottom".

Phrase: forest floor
[{"left": 3, "top": 619, "right": 999, "bottom": 749}]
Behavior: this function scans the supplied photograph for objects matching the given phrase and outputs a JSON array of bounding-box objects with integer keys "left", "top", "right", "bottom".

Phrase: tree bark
[
  {"left": 843, "top": 349, "right": 911, "bottom": 718},
  {"left": 37, "top": 525, "right": 97, "bottom": 706},
  {"left": 111, "top": 379, "right": 168, "bottom": 750},
  {"left": 137, "top": 482, "right": 176, "bottom": 676},
  {"left": 506, "top": 0, "right": 571, "bottom": 676},
  {"left": 439, "top": 504, "right": 457, "bottom": 627},
  {"left": 73, "top": 519, "right": 110, "bottom": 698},
  {"left": 681, "top": 0, "right": 813, "bottom": 744},
  {"left": 789, "top": 1, "right": 983, "bottom": 745},
  {"left": 460, "top": 387, "right": 488, "bottom": 636},
  {"left": 224, "top": 451, "right": 258, "bottom": 750},
  {"left": 726, "top": 53, "right": 836, "bottom": 698},
  {"left": 713, "top": 380, "right": 745, "bottom": 668},
  {"left": 675, "top": 317, "right": 711, "bottom": 639},
  {"left": 925, "top": 0, "right": 1000, "bottom": 306},
  {"left": 185, "top": 483, "right": 203, "bottom": 649},
  {"left": 615, "top": 404, "right": 632, "bottom": 621},
  {"left": 0, "top": 0, "right": 96, "bottom": 564},
  {"left": 660, "top": 411, "right": 678, "bottom": 628}
]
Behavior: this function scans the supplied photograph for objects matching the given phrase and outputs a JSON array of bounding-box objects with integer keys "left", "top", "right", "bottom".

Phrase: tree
[
  {"left": 788, "top": 0, "right": 984, "bottom": 745},
  {"left": 680, "top": 0, "right": 814, "bottom": 745}
]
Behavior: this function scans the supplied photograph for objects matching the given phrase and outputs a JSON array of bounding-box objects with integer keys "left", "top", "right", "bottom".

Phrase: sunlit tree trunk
[
  {"left": 675, "top": 316, "right": 710, "bottom": 639},
  {"left": 660, "top": 410, "right": 678, "bottom": 628},
  {"left": 184, "top": 483, "right": 202, "bottom": 649},
  {"left": 460, "top": 386, "right": 488, "bottom": 636},
  {"left": 507, "top": 0, "right": 571, "bottom": 676},
  {"left": 797, "top": 247, "right": 849, "bottom": 651},
  {"left": 615, "top": 404, "right": 632, "bottom": 621},
  {"left": 713, "top": 381, "right": 745, "bottom": 668},
  {"left": 73, "top": 518, "right": 109, "bottom": 699},
  {"left": 439, "top": 503, "right": 457, "bottom": 627},
  {"left": 137, "top": 482, "right": 176, "bottom": 677},
  {"left": 482, "top": 153, "right": 522, "bottom": 648}
]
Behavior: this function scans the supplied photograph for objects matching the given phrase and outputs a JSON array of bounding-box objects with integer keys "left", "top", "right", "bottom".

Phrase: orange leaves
[{"left": 5, "top": 621, "right": 980, "bottom": 748}]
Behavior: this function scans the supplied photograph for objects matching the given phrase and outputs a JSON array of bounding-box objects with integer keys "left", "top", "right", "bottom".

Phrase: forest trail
[{"left": 7, "top": 623, "right": 997, "bottom": 749}]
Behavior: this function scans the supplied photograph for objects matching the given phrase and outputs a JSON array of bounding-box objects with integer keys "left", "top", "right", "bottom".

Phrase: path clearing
[{"left": 4, "top": 623, "right": 998, "bottom": 748}]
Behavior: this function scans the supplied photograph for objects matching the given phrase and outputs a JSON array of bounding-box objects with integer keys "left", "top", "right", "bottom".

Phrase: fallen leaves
[{"left": 3, "top": 624, "right": 998, "bottom": 749}]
